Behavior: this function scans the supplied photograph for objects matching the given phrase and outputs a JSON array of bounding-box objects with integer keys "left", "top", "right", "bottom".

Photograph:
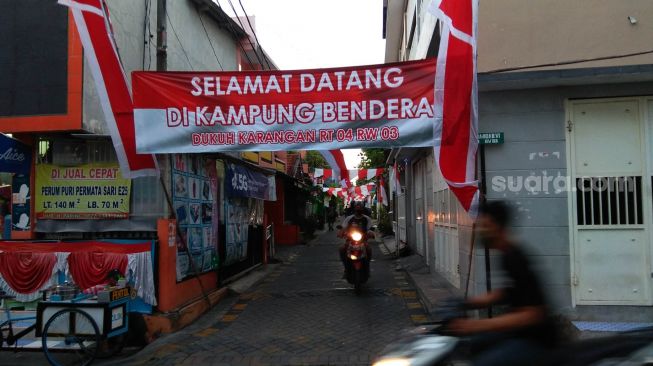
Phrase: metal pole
[
  {"left": 480, "top": 144, "right": 492, "bottom": 318},
  {"left": 156, "top": 0, "right": 167, "bottom": 71}
]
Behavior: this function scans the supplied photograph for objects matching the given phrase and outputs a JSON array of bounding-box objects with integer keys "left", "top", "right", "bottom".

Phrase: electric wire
[
  {"left": 484, "top": 49, "right": 653, "bottom": 74},
  {"left": 142, "top": 0, "right": 147, "bottom": 69},
  {"left": 166, "top": 12, "right": 194, "bottom": 71},
  {"left": 224, "top": 0, "right": 267, "bottom": 69},
  {"left": 197, "top": 7, "right": 225, "bottom": 71},
  {"left": 215, "top": 0, "right": 256, "bottom": 70},
  {"left": 237, "top": 0, "right": 272, "bottom": 70},
  {"left": 142, "top": 0, "right": 153, "bottom": 70},
  {"left": 146, "top": 0, "right": 153, "bottom": 70}
]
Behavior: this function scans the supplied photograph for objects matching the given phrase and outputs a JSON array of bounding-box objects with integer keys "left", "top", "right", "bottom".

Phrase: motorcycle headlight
[
  {"left": 372, "top": 359, "right": 411, "bottom": 366},
  {"left": 349, "top": 254, "right": 358, "bottom": 260},
  {"left": 350, "top": 231, "right": 363, "bottom": 242}
]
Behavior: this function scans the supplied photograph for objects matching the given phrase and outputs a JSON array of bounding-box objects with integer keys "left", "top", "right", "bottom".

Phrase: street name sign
[{"left": 479, "top": 132, "right": 504, "bottom": 145}]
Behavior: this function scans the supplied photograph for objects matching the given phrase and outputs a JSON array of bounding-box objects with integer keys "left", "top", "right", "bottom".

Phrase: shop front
[
  {"left": 0, "top": 137, "right": 160, "bottom": 315},
  {"left": 219, "top": 161, "right": 276, "bottom": 281}
]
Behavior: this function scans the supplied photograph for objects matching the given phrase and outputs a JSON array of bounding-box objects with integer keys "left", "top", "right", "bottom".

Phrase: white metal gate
[
  {"left": 567, "top": 97, "right": 653, "bottom": 305},
  {"left": 413, "top": 159, "right": 427, "bottom": 256},
  {"left": 397, "top": 193, "right": 407, "bottom": 244},
  {"left": 433, "top": 162, "right": 460, "bottom": 288}
]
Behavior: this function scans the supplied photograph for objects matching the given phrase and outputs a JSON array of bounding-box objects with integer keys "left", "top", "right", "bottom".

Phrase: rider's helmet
[{"left": 353, "top": 201, "right": 365, "bottom": 216}]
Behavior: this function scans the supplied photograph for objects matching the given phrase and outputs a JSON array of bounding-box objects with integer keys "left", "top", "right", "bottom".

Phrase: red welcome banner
[{"left": 132, "top": 59, "right": 436, "bottom": 153}]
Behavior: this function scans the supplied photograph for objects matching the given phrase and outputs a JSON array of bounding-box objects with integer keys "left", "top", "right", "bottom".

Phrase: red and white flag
[
  {"left": 351, "top": 184, "right": 376, "bottom": 197},
  {"left": 429, "top": 0, "right": 479, "bottom": 216},
  {"left": 378, "top": 178, "right": 389, "bottom": 207},
  {"left": 319, "top": 150, "right": 351, "bottom": 187},
  {"left": 347, "top": 168, "right": 385, "bottom": 181},
  {"left": 58, "top": 0, "right": 158, "bottom": 178},
  {"left": 390, "top": 162, "right": 401, "bottom": 194},
  {"left": 313, "top": 168, "right": 333, "bottom": 180}
]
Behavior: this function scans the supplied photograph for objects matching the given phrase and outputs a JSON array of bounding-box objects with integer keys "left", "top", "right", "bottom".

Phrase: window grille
[{"left": 575, "top": 176, "right": 642, "bottom": 226}]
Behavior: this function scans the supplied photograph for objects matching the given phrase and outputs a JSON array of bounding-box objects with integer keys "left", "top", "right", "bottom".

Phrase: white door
[
  {"left": 568, "top": 98, "right": 653, "bottom": 305},
  {"left": 433, "top": 162, "right": 460, "bottom": 288}
]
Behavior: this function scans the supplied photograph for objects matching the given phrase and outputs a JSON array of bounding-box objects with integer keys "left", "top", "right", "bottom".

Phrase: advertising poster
[
  {"left": 172, "top": 155, "right": 217, "bottom": 281},
  {"left": 11, "top": 174, "right": 30, "bottom": 231},
  {"left": 225, "top": 163, "right": 275, "bottom": 201},
  {"left": 35, "top": 164, "right": 131, "bottom": 220},
  {"left": 225, "top": 197, "right": 249, "bottom": 265}
]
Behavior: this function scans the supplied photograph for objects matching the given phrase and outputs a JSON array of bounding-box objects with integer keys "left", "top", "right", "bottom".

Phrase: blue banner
[
  {"left": 0, "top": 134, "right": 31, "bottom": 175},
  {"left": 225, "top": 163, "right": 275, "bottom": 201}
]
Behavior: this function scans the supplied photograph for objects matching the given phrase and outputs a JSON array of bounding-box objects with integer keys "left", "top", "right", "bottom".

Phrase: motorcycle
[
  {"left": 372, "top": 298, "right": 465, "bottom": 366},
  {"left": 372, "top": 298, "right": 653, "bottom": 366},
  {"left": 337, "top": 223, "right": 372, "bottom": 295}
]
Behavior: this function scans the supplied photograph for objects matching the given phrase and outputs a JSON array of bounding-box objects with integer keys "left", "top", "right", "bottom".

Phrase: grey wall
[
  {"left": 472, "top": 80, "right": 653, "bottom": 314},
  {"left": 166, "top": 0, "right": 239, "bottom": 72},
  {"left": 83, "top": 0, "right": 240, "bottom": 134}
]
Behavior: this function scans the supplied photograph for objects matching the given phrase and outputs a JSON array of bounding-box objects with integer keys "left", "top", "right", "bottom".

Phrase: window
[{"left": 576, "top": 176, "right": 643, "bottom": 226}]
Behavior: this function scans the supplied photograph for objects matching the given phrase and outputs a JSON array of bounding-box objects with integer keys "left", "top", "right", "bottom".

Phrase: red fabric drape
[
  {"left": 0, "top": 252, "right": 57, "bottom": 294},
  {"left": 67, "top": 252, "right": 127, "bottom": 290}
]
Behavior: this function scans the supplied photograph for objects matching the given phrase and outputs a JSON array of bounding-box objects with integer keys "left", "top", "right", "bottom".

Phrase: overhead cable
[{"left": 237, "top": 0, "right": 272, "bottom": 70}]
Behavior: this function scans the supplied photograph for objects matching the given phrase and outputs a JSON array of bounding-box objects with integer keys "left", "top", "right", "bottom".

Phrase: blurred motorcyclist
[
  {"left": 449, "top": 200, "right": 557, "bottom": 366},
  {"left": 338, "top": 201, "right": 374, "bottom": 275}
]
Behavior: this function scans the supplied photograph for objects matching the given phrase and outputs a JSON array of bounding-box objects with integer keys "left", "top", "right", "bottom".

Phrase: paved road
[{"left": 1, "top": 230, "right": 429, "bottom": 366}]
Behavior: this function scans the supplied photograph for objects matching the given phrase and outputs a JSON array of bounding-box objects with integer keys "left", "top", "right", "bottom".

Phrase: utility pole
[{"left": 156, "top": 0, "right": 167, "bottom": 71}]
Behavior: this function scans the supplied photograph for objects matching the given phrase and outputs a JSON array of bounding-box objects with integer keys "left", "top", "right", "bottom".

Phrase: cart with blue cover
[{"left": 1, "top": 284, "right": 133, "bottom": 366}]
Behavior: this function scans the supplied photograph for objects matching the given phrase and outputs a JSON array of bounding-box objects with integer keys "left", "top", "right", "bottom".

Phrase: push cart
[{"left": 32, "top": 285, "right": 133, "bottom": 366}]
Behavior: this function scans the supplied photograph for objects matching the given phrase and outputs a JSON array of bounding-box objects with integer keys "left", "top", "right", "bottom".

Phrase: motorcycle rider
[
  {"left": 449, "top": 200, "right": 557, "bottom": 366},
  {"left": 338, "top": 201, "right": 374, "bottom": 275}
]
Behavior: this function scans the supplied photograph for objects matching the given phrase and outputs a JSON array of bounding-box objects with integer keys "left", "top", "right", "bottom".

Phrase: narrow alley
[{"left": 110, "top": 230, "right": 429, "bottom": 366}]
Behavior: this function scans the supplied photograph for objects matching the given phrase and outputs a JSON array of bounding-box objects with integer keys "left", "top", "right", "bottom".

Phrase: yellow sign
[
  {"left": 35, "top": 164, "right": 131, "bottom": 219},
  {"left": 110, "top": 287, "right": 130, "bottom": 301}
]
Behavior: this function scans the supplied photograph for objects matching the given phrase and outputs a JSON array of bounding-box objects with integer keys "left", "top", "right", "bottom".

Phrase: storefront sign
[
  {"left": 35, "top": 164, "right": 131, "bottom": 219},
  {"left": 225, "top": 163, "right": 276, "bottom": 201},
  {"left": 132, "top": 59, "right": 436, "bottom": 153},
  {"left": 0, "top": 134, "right": 31, "bottom": 175}
]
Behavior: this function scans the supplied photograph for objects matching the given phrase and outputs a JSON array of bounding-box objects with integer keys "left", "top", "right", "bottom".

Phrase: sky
[{"left": 220, "top": 0, "right": 386, "bottom": 168}]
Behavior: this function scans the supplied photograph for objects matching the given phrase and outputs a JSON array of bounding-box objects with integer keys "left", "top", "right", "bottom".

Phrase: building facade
[
  {"left": 0, "top": 0, "right": 286, "bottom": 325},
  {"left": 384, "top": 0, "right": 653, "bottom": 320}
]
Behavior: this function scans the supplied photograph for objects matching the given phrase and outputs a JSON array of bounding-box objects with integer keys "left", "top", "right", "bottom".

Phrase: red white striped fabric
[
  {"left": 313, "top": 168, "right": 333, "bottom": 180},
  {"left": 390, "top": 162, "right": 401, "bottom": 194},
  {"left": 319, "top": 150, "right": 350, "bottom": 187},
  {"left": 378, "top": 178, "right": 389, "bottom": 207},
  {"left": 323, "top": 187, "right": 348, "bottom": 199},
  {"left": 347, "top": 168, "right": 385, "bottom": 181},
  {"left": 58, "top": 0, "right": 158, "bottom": 178},
  {"left": 351, "top": 184, "right": 376, "bottom": 197},
  {"left": 429, "top": 0, "right": 479, "bottom": 217}
]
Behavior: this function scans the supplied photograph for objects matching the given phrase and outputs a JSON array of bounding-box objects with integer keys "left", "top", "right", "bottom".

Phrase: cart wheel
[
  {"left": 96, "top": 334, "right": 127, "bottom": 359},
  {"left": 42, "top": 308, "right": 100, "bottom": 366}
]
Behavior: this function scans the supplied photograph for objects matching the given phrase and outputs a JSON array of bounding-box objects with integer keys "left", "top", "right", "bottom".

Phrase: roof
[
  {"left": 190, "top": 0, "right": 247, "bottom": 40},
  {"left": 479, "top": 64, "right": 653, "bottom": 92}
]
